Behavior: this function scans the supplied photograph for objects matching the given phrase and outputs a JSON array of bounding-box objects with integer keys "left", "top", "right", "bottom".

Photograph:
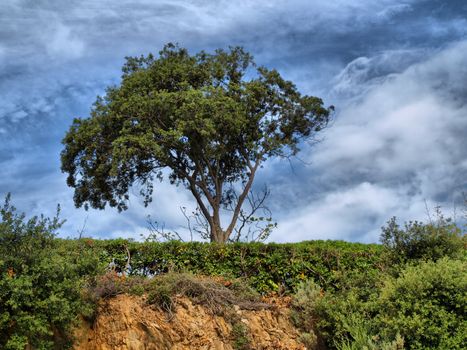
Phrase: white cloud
[
  {"left": 272, "top": 182, "right": 435, "bottom": 243},
  {"left": 330, "top": 49, "right": 427, "bottom": 100},
  {"left": 316, "top": 41, "right": 467, "bottom": 180},
  {"left": 269, "top": 41, "right": 467, "bottom": 242},
  {"left": 46, "top": 23, "right": 85, "bottom": 60},
  {"left": 376, "top": 3, "right": 412, "bottom": 20}
]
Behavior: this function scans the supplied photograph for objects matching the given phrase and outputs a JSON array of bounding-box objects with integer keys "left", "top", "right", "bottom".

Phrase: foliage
[
  {"left": 61, "top": 43, "right": 332, "bottom": 242},
  {"left": 290, "top": 280, "right": 321, "bottom": 348},
  {"left": 0, "top": 195, "right": 103, "bottom": 349},
  {"left": 374, "top": 258, "right": 467, "bottom": 349},
  {"left": 292, "top": 279, "right": 376, "bottom": 348},
  {"left": 380, "top": 214, "right": 465, "bottom": 266},
  {"left": 292, "top": 216, "right": 466, "bottom": 350},
  {"left": 334, "top": 316, "right": 404, "bottom": 350},
  {"left": 63, "top": 238, "right": 383, "bottom": 294},
  {"left": 231, "top": 322, "right": 252, "bottom": 350},
  {"left": 293, "top": 257, "right": 466, "bottom": 350}
]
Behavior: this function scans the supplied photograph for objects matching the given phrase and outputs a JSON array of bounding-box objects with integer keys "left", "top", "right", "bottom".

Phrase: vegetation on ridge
[
  {"left": 292, "top": 213, "right": 466, "bottom": 350},
  {"left": 0, "top": 194, "right": 465, "bottom": 349}
]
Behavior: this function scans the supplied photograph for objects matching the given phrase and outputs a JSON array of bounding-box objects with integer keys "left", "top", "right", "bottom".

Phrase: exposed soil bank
[{"left": 74, "top": 294, "right": 308, "bottom": 350}]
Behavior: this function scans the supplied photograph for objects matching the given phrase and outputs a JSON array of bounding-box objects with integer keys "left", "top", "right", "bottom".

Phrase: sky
[{"left": 0, "top": 0, "right": 466, "bottom": 242}]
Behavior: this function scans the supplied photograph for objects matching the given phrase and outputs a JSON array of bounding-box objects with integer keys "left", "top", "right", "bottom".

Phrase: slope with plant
[{"left": 292, "top": 213, "right": 466, "bottom": 350}]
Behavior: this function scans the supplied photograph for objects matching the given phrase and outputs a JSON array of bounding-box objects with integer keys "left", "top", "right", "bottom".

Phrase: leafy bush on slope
[
  {"left": 292, "top": 216, "right": 466, "bottom": 350},
  {"left": 0, "top": 195, "right": 102, "bottom": 349}
]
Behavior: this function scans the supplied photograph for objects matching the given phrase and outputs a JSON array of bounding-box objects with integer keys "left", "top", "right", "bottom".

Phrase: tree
[{"left": 61, "top": 44, "right": 332, "bottom": 243}]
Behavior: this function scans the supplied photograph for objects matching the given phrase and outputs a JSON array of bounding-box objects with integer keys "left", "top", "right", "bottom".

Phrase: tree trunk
[
  {"left": 210, "top": 224, "right": 226, "bottom": 243},
  {"left": 210, "top": 205, "right": 228, "bottom": 243}
]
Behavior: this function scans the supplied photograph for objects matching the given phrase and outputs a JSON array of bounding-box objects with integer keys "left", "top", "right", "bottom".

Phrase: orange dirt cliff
[{"left": 73, "top": 294, "right": 308, "bottom": 350}]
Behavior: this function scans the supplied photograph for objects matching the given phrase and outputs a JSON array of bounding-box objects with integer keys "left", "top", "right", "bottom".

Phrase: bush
[
  {"left": 292, "top": 279, "right": 379, "bottom": 349},
  {"left": 293, "top": 258, "right": 466, "bottom": 350},
  {"left": 231, "top": 322, "right": 252, "bottom": 350},
  {"left": 0, "top": 195, "right": 102, "bottom": 349},
  {"left": 334, "top": 315, "right": 404, "bottom": 350},
  {"left": 65, "top": 238, "right": 383, "bottom": 294},
  {"left": 380, "top": 215, "right": 465, "bottom": 266},
  {"left": 291, "top": 280, "right": 321, "bottom": 348},
  {"left": 375, "top": 258, "right": 467, "bottom": 349}
]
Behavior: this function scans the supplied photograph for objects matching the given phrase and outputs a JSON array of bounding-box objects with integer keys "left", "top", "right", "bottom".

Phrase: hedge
[{"left": 62, "top": 239, "right": 383, "bottom": 293}]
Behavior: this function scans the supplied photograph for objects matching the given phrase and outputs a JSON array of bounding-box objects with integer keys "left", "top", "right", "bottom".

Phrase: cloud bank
[
  {"left": 273, "top": 42, "right": 467, "bottom": 241},
  {"left": 0, "top": 0, "right": 465, "bottom": 241}
]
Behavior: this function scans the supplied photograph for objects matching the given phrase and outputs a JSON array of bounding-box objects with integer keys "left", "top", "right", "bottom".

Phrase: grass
[{"left": 145, "top": 272, "right": 269, "bottom": 315}]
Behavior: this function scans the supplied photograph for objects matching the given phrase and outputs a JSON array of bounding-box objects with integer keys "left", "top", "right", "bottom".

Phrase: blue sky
[{"left": 0, "top": 0, "right": 466, "bottom": 242}]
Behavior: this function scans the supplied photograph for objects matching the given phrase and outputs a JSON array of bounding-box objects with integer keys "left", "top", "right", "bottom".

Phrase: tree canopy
[{"left": 61, "top": 44, "right": 332, "bottom": 242}]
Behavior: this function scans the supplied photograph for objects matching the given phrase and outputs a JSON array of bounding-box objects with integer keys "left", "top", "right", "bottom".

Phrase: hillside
[{"left": 1, "top": 198, "right": 465, "bottom": 349}]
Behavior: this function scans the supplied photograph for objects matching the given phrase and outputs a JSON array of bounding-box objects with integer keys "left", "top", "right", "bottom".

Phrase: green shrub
[
  {"left": 375, "top": 258, "right": 467, "bottom": 349},
  {"left": 0, "top": 195, "right": 102, "bottom": 349},
  {"left": 231, "top": 322, "right": 252, "bottom": 350},
  {"left": 334, "top": 315, "right": 404, "bottom": 350},
  {"left": 294, "top": 284, "right": 377, "bottom": 348},
  {"left": 381, "top": 215, "right": 465, "bottom": 266},
  {"left": 292, "top": 265, "right": 388, "bottom": 347},
  {"left": 66, "top": 238, "right": 383, "bottom": 294},
  {"left": 291, "top": 280, "right": 321, "bottom": 348},
  {"left": 294, "top": 258, "right": 466, "bottom": 350}
]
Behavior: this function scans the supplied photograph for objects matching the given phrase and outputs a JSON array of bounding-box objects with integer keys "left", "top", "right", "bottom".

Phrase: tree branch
[
  {"left": 225, "top": 159, "right": 261, "bottom": 238},
  {"left": 186, "top": 172, "right": 214, "bottom": 231},
  {"left": 193, "top": 158, "right": 217, "bottom": 207}
]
